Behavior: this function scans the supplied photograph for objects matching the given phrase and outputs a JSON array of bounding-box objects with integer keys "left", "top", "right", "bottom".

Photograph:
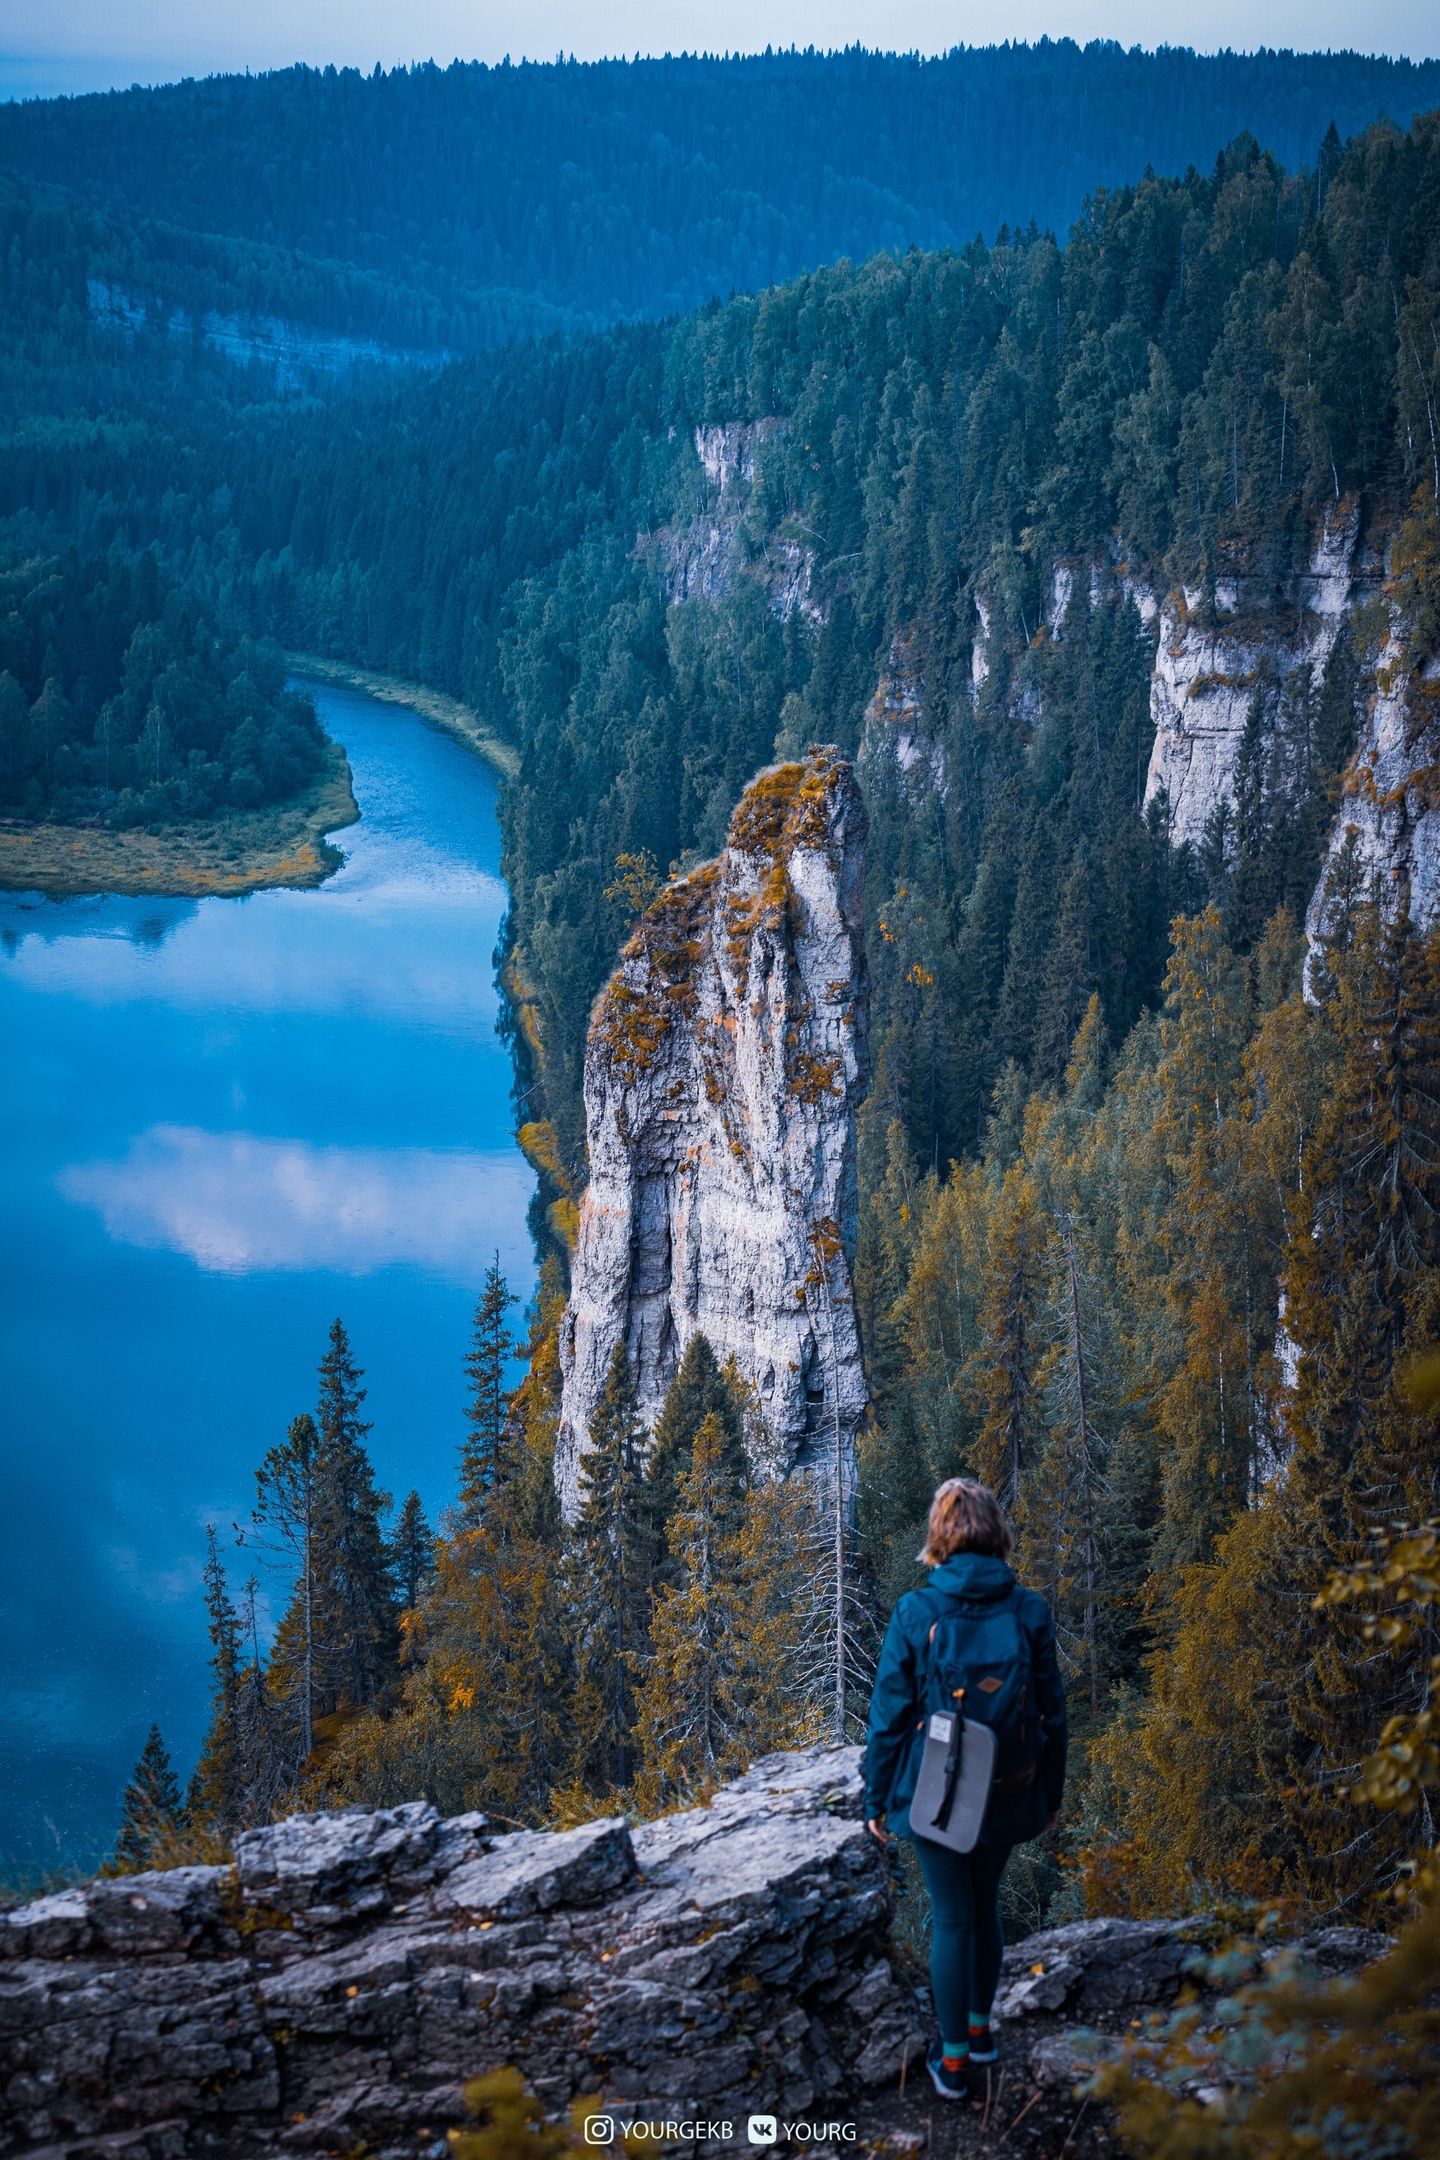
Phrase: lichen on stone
[{"left": 726, "top": 761, "right": 805, "bottom": 857}]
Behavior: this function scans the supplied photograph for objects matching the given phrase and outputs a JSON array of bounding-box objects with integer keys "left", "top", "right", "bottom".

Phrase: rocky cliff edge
[{"left": 0, "top": 1745, "right": 1394, "bottom": 2160}]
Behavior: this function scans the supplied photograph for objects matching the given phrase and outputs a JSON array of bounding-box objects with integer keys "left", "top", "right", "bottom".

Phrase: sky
[{"left": 3, "top": 0, "right": 1437, "bottom": 103}]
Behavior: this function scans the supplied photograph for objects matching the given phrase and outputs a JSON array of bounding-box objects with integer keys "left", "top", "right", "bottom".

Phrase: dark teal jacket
[{"left": 863, "top": 1553, "right": 1068, "bottom": 1846}]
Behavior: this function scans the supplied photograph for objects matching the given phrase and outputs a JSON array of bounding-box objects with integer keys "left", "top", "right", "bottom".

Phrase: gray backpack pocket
[{"left": 911, "top": 1710, "right": 996, "bottom": 1853}]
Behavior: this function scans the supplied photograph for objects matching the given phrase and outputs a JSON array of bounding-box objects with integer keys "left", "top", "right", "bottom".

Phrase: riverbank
[
  {"left": 285, "top": 654, "right": 520, "bottom": 780},
  {"left": 0, "top": 744, "right": 359, "bottom": 899}
]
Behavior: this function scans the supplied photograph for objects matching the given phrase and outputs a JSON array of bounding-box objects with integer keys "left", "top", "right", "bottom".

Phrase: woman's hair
[{"left": 918, "top": 1478, "right": 1015, "bottom": 1565}]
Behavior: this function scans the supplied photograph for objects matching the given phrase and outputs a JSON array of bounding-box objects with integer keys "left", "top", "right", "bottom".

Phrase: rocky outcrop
[
  {"left": 555, "top": 750, "right": 868, "bottom": 1517},
  {"left": 1142, "top": 500, "right": 1370, "bottom": 847},
  {"left": 0, "top": 1748, "right": 917, "bottom": 2158},
  {"left": 0, "top": 1743, "right": 1397, "bottom": 2160},
  {"left": 652, "top": 423, "right": 819, "bottom": 623},
  {"left": 859, "top": 508, "right": 1440, "bottom": 978},
  {"left": 856, "top": 638, "right": 939, "bottom": 800},
  {"left": 1307, "top": 635, "right": 1440, "bottom": 951}
]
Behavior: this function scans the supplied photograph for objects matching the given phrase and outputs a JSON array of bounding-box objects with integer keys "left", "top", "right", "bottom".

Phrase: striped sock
[{"left": 941, "top": 2040, "right": 969, "bottom": 2069}]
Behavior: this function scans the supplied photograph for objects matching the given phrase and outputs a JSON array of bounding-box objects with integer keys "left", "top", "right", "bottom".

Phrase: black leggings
[{"left": 912, "top": 1834, "right": 1013, "bottom": 2044}]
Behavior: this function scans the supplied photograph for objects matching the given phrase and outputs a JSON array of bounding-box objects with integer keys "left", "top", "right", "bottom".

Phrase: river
[{"left": 0, "top": 684, "right": 536, "bottom": 1875}]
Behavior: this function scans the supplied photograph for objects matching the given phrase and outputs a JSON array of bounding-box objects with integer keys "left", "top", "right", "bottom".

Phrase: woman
[{"left": 864, "top": 1479, "right": 1066, "bottom": 2099}]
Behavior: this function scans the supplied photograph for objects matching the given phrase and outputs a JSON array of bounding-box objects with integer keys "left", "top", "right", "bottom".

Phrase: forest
[
  {"left": 2, "top": 52, "right": 1437, "bottom": 1975},
  {"left": 3, "top": 45, "right": 1440, "bottom": 351},
  {"left": 0, "top": 551, "right": 325, "bottom": 824}
]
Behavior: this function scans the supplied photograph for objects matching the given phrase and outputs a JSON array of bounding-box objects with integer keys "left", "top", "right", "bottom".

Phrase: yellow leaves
[
  {"left": 547, "top": 1197, "right": 579, "bottom": 1253},
  {"left": 516, "top": 1120, "right": 569, "bottom": 1193},
  {"left": 1317, "top": 1520, "right": 1440, "bottom": 1813},
  {"left": 603, "top": 848, "right": 660, "bottom": 920},
  {"left": 448, "top": 1682, "right": 478, "bottom": 1713},
  {"left": 449, "top": 2066, "right": 583, "bottom": 2160},
  {"left": 1401, "top": 1349, "right": 1440, "bottom": 1412}
]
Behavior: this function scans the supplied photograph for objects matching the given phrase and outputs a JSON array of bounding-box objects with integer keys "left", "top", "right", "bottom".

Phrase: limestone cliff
[
  {"left": 856, "top": 506, "right": 1440, "bottom": 965},
  {"left": 1307, "top": 632, "right": 1440, "bottom": 951},
  {"left": 1141, "top": 501, "right": 1373, "bottom": 847},
  {"left": 555, "top": 749, "right": 868, "bottom": 1517},
  {"left": 650, "top": 421, "right": 819, "bottom": 622}
]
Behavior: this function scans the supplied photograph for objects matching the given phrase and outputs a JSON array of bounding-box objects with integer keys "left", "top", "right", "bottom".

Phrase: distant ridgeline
[{"left": 1, "top": 45, "right": 1439, "bottom": 361}]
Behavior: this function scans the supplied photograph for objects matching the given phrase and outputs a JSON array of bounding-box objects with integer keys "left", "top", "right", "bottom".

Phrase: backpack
[{"left": 920, "top": 1583, "right": 1044, "bottom": 1783}]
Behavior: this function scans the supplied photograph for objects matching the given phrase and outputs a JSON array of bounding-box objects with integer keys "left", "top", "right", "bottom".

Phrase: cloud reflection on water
[{"left": 60, "top": 1124, "right": 533, "bottom": 1280}]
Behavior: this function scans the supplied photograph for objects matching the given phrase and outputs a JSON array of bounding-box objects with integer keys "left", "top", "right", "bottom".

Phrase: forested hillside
[
  {"left": 4, "top": 44, "right": 1440, "bottom": 352},
  {"left": 49, "top": 104, "right": 1416, "bottom": 1183}
]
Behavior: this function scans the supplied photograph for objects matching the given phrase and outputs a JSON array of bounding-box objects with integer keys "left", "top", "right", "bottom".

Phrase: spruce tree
[
  {"left": 460, "top": 1257, "right": 517, "bottom": 1522},
  {"left": 571, "top": 1341, "right": 649, "bottom": 1788},
  {"left": 632, "top": 1412, "right": 746, "bottom": 1797},
  {"left": 187, "top": 1526, "right": 244, "bottom": 1830},
  {"left": 113, "top": 1725, "right": 185, "bottom": 1872},
  {"left": 391, "top": 1490, "right": 435, "bottom": 1610},
  {"left": 642, "top": 1334, "right": 746, "bottom": 1594},
  {"left": 251, "top": 1411, "right": 322, "bottom": 1760},
  {"left": 314, "top": 1319, "right": 396, "bottom": 1712},
  {"left": 972, "top": 1165, "right": 1047, "bottom": 1508},
  {"left": 234, "top": 1573, "right": 289, "bottom": 1823}
]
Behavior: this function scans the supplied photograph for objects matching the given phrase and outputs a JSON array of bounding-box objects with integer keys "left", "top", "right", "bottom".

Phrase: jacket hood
[{"left": 926, "top": 1552, "right": 1016, "bottom": 1601}]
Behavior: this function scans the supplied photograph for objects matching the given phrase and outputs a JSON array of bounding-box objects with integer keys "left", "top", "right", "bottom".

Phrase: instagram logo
[{"left": 584, "top": 2117, "right": 615, "bottom": 2146}]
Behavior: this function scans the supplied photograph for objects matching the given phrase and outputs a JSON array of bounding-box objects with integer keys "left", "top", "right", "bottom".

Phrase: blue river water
[{"left": 0, "top": 685, "right": 536, "bottom": 1874}]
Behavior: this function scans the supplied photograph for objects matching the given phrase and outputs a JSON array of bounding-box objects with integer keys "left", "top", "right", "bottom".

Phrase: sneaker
[{"left": 925, "top": 2043, "right": 969, "bottom": 2100}]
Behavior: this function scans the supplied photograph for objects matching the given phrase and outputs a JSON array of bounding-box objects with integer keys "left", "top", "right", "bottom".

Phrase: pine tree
[
  {"left": 632, "top": 1412, "right": 747, "bottom": 1798},
  {"left": 1147, "top": 907, "right": 1269, "bottom": 1578},
  {"left": 313, "top": 1319, "right": 396, "bottom": 1712},
  {"left": 1049, "top": 1212, "right": 1104, "bottom": 1720},
  {"left": 112, "top": 1724, "right": 185, "bottom": 1872},
  {"left": 391, "top": 1490, "right": 435, "bottom": 1610},
  {"left": 461, "top": 1257, "right": 517, "bottom": 1523},
  {"left": 187, "top": 1525, "right": 245, "bottom": 1830},
  {"left": 1035, "top": 846, "right": 1100, "bottom": 1084},
  {"left": 310, "top": 1264, "right": 570, "bottom": 1822},
  {"left": 571, "top": 1341, "right": 649, "bottom": 1788},
  {"left": 804, "top": 1214, "right": 864, "bottom": 1740}
]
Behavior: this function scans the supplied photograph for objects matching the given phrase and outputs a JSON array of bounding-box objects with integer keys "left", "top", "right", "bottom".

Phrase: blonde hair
[{"left": 919, "top": 1478, "right": 1015, "bottom": 1566}]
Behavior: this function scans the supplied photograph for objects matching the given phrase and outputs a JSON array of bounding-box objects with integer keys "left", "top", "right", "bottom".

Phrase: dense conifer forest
[
  {"left": 4, "top": 45, "right": 1440, "bottom": 348},
  {"left": 0, "top": 551, "right": 324, "bottom": 822},
  {"left": 4, "top": 51, "right": 1440, "bottom": 1975}
]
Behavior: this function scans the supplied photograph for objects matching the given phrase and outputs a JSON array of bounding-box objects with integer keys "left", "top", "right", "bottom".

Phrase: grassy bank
[
  {"left": 286, "top": 654, "right": 520, "bottom": 780},
  {"left": 0, "top": 744, "right": 359, "bottom": 899}
]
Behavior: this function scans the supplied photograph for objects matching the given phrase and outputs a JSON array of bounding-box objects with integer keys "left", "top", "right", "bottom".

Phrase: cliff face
[
  {"left": 1141, "top": 501, "right": 1373, "bottom": 848},
  {"left": 1307, "top": 632, "right": 1440, "bottom": 951},
  {"left": 652, "top": 421, "right": 820, "bottom": 623},
  {"left": 855, "top": 508, "right": 1440, "bottom": 963},
  {"left": 555, "top": 749, "right": 868, "bottom": 1517}
]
